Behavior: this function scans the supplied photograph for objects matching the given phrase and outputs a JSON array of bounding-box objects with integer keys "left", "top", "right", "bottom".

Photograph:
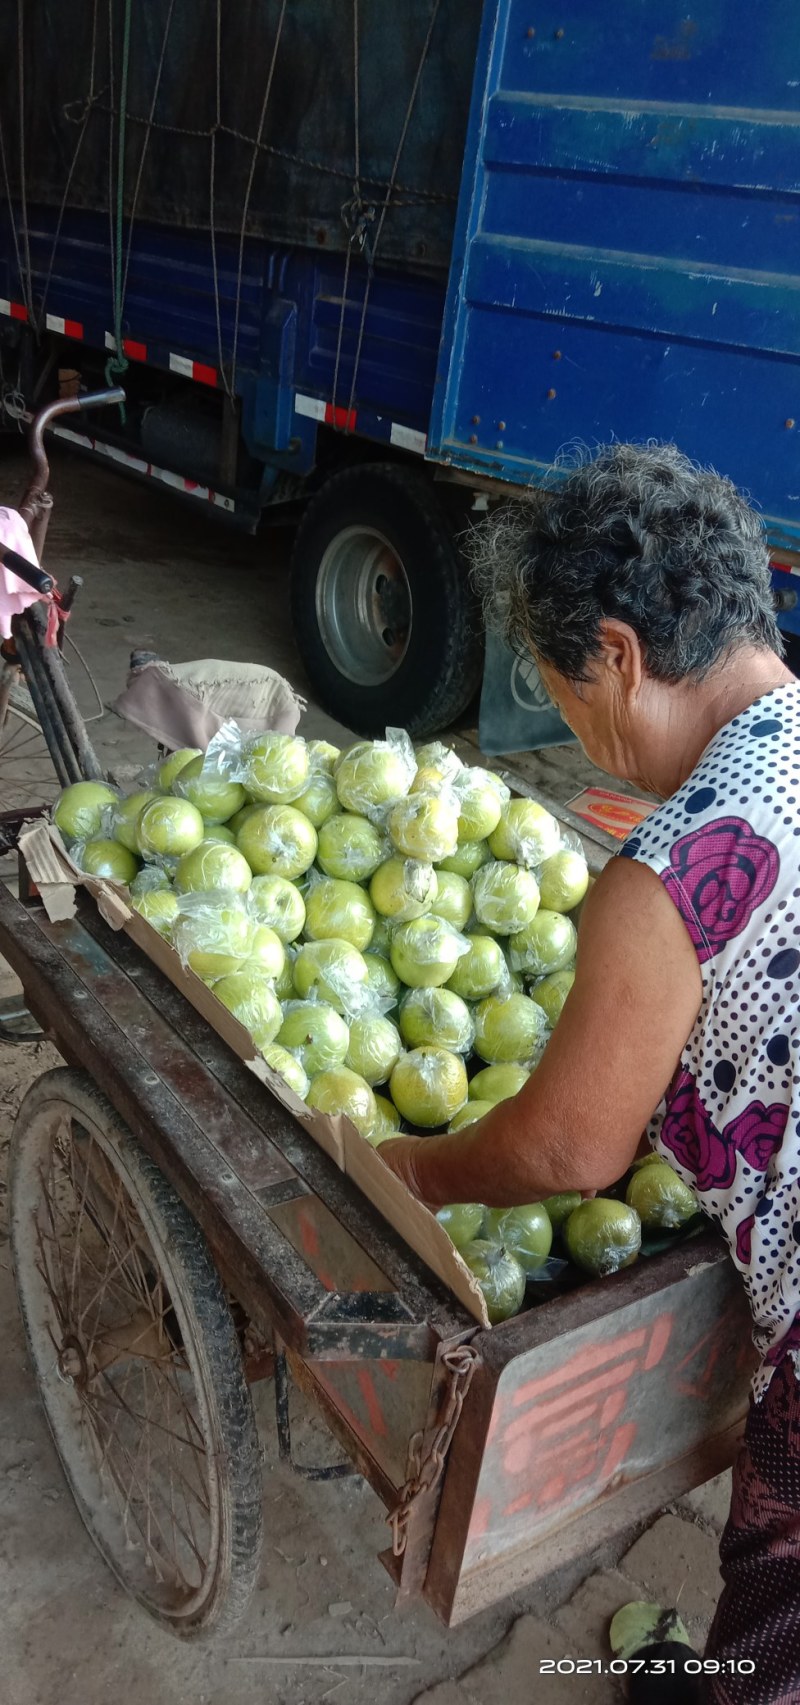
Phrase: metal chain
[{"left": 388, "top": 1342, "right": 478, "bottom": 1558}]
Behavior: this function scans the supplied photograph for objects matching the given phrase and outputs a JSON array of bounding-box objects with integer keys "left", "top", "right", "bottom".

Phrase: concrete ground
[{"left": 0, "top": 445, "right": 732, "bottom": 1705}]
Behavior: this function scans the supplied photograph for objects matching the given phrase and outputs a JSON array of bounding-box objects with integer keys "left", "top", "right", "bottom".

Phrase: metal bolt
[
  {"left": 526, "top": 25, "right": 536, "bottom": 36},
  {"left": 555, "top": 26, "right": 565, "bottom": 38},
  {"left": 786, "top": 419, "right": 796, "bottom": 430},
  {"left": 469, "top": 433, "right": 478, "bottom": 445},
  {"left": 498, "top": 419, "right": 506, "bottom": 431},
  {"left": 496, "top": 440, "right": 504, "bottom": 449},
  {"left": 471, "top": 414, "right": 481, "bottom": 425},
  {"left": 553, "top": 350, "right": 562, "bottom": 360},
  {"left": 547, "top": 388, "right": 557, "bottom": 400}
]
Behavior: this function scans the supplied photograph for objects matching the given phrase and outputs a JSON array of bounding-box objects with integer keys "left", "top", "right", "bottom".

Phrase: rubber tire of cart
[
  {"left": 289, "top": 462, "right": 484, "bottom": 739},
  {"left": 10, "top": 1067, "right": 263, "bottom": 1639}
]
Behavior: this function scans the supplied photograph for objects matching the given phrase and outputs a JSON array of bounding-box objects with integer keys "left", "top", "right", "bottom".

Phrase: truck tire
[{"left": 289, "top": 464, "right": 483, "bottom": 738}]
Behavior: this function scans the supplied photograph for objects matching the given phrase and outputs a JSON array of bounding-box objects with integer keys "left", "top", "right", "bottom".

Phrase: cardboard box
[{"left": 20, "top": 820, "right": 491, "bottom": 1326}]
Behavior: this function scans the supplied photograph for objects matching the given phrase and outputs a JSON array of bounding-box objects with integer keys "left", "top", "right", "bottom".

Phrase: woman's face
[
  {"left": 538, "top": 657, "right": 632, "bottom": 778},
  {"left": 536, "top": 622, "right": 658, "bottom": 787}
]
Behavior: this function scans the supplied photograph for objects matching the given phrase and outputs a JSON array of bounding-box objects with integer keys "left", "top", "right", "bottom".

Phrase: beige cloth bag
[{"left": 113, "top": 658, "right": 305, "bottom": 749}]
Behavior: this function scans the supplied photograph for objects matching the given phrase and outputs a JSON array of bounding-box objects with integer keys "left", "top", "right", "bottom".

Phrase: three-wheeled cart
[{"left": 0, "top": 874, "right": 753, "bottom": 1636}]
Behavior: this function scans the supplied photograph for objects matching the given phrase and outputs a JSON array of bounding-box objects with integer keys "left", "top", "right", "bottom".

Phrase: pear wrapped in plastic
[
  {"left": 173, "top": 890, "right": 255, "bottom": 979},
  {"left": 335, "top": 729, "right": 416, "bottom": 818},
  {"left": 399, "top": 986, "right": 474, "bottom": 1054},
  {"left": 389, "top": 1045, "right": 468, "bottom": 1128},
  {"left": 488, "top": 798, "right": 561, "bottom": 868},
  {"left": 472, "top": 860, "right": 540, "bottom": 935},
  {"left": 390, "top": 916, "right": 470, "bottom": 989},
  {"left": 369, "top": 856, "right": 437, "bottom": 922}
]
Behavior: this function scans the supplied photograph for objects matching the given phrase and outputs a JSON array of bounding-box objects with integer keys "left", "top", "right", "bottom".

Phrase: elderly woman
[{"left": 380, "top": 444, "right": 800, "bottom": 1704}]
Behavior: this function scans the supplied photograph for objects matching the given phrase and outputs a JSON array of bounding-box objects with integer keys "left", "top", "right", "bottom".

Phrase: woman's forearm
[{"left": 395, "top": 1102, "right": 598, "bottom": 1210}]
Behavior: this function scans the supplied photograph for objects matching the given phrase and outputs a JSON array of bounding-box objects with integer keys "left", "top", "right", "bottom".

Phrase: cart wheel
[{"left": 9, "top": 1067, "right": 263, "bottom": 1638}]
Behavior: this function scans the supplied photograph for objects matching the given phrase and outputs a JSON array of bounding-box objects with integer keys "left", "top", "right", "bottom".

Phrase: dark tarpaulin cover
[{"left": 1, "top": 0, "right": 482, "bottom": 274}]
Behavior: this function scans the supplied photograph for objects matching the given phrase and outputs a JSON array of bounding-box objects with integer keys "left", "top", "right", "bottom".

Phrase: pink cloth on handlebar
[{"left": 0, "top": 507, "right": 43, "bottom": 640}]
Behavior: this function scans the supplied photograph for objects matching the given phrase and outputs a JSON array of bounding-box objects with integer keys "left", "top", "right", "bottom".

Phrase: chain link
[{"left": 388, "top": 1343, "right": 478, "bottom": 1558}]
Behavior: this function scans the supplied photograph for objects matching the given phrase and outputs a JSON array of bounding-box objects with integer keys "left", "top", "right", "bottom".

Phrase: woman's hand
[{"left": 377, "top": 1135, "right": 429, "bottom": 1198}]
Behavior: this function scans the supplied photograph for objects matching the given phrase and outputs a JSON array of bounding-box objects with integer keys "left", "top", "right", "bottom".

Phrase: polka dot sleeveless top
[{"left": 619, "top": 682, "right": 800, "bottom": 1401}]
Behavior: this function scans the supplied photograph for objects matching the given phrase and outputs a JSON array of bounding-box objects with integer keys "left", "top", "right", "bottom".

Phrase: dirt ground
[{"left": 0, "top": 445, "right": 630, "bottom": 1705}]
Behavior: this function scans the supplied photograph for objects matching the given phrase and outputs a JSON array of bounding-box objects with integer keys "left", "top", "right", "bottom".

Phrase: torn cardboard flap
[{"left": 18, "top": 823, "right": 490, "bottom": 1325}]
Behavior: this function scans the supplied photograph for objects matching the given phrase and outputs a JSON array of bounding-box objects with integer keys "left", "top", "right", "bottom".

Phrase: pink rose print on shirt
[
  {"left": 661, "top": 817, "right": 779, "bottom": 963},
  {"left": 661, "top": 1072, "right": 735, "bottom": 1191},
  {"left": 661, "top": 1073, "right": 789, "bottom": 1194}
]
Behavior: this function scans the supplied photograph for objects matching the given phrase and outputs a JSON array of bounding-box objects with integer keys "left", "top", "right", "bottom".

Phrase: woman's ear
[{"left": 596, "top": 619, "right": 645, "bottom": 700}]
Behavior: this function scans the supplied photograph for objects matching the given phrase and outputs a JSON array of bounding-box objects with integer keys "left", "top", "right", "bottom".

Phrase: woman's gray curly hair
[{"left": 470, "top": 443, "right": 782, "bottom": 684}]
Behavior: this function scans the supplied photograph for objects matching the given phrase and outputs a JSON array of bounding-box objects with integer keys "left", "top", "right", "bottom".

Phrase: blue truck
[{"left": 2, "top": 0, "right": 800, "bottom": 740}]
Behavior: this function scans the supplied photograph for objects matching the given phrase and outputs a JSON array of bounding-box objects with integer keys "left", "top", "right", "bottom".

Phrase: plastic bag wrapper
[
  {"left": 473, "top": 991, "right": 550, "bottom": 1069},
  {"left": 491, "top": 798, "right": 561, "bottom": 868},
  {"left": 345, "top": 1013, "right": 403, "bottom": 1085},
  {"left": 508, "top": 911, "right": 578, "bottom": 976},
  {"left": 411, "top": 740, "right": 465, "bottom": 786},
  {"left": 199, "top": 717, "right": 248, "bottom": 780},
  {"left": 292, "top": 939, "right": 395, "bottom": 1021},
  {"left": 524, "top": 1255, "right": 570, "bottom": 1285},
  {"left": 386, "top": 785, "right": 460, "bottom": 862},
  {"left": 52, "top": 780, "right": 122, "bottom": 846},
  {"left": 211, "top": 972, "right": 283, "bottom": 1050},
  {"left": 452, "top": 766, "right": 510, "bottom": 841},
  {"left": 390, "top": 1044, "right": 469, "bottom": 1128},
  {"left": 204, "top": 720, "right": 311, "bottom": 805},
  {"left": 130, "top": 864, "right": 174, "bottom": 898},
  {"left": 334, "top": 728, "right": 416, "bottom": 820},
  {"left": 372, "top": 856, "right": 438, "bottom": 922},
  {"left": 67, "top": 838, "right": 138, "bottom": 884},
  {"left": 391, "top": 916, "right": 471, "bottom": 969},
  {"left": 172, "top": 889, "right": 255, "bottom": 976},
  {"left": 471, "top": 860, "right": 541, "bottom": 935},
  {"left": 306, "top": 738, "right": 342, "bottom": 776},
  {"left": 399, "top": 986, "right": 475, "bottom": 1054},
  {"left": 236, "top": 805, "right": 318, "bottom": 880}
]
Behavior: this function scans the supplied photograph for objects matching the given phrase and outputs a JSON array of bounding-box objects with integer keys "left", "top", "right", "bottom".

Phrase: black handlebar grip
[{"left": 1, "top": 547, "right": 55, "bottom": 596}]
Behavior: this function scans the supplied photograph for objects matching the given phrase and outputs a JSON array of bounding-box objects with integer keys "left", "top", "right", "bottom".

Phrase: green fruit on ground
[
  {"left": 78, "top": 838, "right": 139, "bottom": 884},
  {"left": 436, "top": 1203, "right": 485, "bottom": 1250},
  {"left": 174, "top": 898, "right": 255, "bottom": 979},
  {"left": 345, "top": 1014, "right": 402, "bottom": 1085},
  {"left": 625, "top": 1161, "right": 697, "bottom": 1231},
  {"left": 173, "top": 754, "right": 246, "bottom": 823},
  {"left": 454, "top": 768, "right": 508, "bottom": 842},
  {"left": 446, "top": 932, "right": 506, "bottom": 1001},
  {"left": 369, "top": 857, "right": 437, "bottom": 921},
  {"left": 155, "top": 748, "right": 202, "bottom": 791},
  {"left": 249, "top": 873, "right": 306, "bottom": 942},
  {"left": 388, "top": 792, "right": 459, "bottom": 862},
  {"left": 369, "top": 1093, "right": 402, "bottom": 1142},
  {"left": 563, "top": 1198, "right": 642, "bottom": 1276},
  {"left": 306, "top": 1067, "right": 377, "bottom": 1139},
  {"left": 363, "top": 953, "right": 401, "bottom": 1007},
  {"left": 438, "top": 838, "right": 491, "bottom": 879},
  {"left": 306, "top": 739, "right": 341, "bottom": 775},
  {"left": 304, "top": 877, "right": 376, "bottom": 951},
  {"left": 335, "top": 741, "right": 412, "bottom": 814},
  {"left": 509, "top": 910, "right": 578, "bottom": 976},
  {"left": 293, "top": 771, "right": 339, "bottom": 827},
  {"left": 429, "top": 869, "right": 472, "bottom": 930},
  {"left": 609, "top": 1603, "right": 692, "bottom": 1667},
  {"left": 130, "top": 889, "right": 179, "bottom": 938},
  {"left": 261, "top": 1043, "right": 310, "bottom": 1100},
  {"left": 236, "top": 805, "right": 317, "bottom": 879},
  {"left": 292, "top": 938, "right": 370, "bottom": 1016},
  {"left": 460, "top": 1240, "right": 526, "bottom": 1323},
  {"left": 316, "top": 813, "right": 386, "bottom": 882},
  {"left": 538, "top": 849, "right": 590, "bottom": 913},
  {"left": 277, "top": 1002, "right": 350, "bottom": 1076},
  {"left": 389, "top": 1046, "right": 468, "bottom": 1128},
  {"left": 390, "top": 916, "right": 466, "bottom": 988},
  {"left": 137, "top": 796, "right": 205, "bottom": 859},
  {"left": 541, "top": 1190, "right": 582, "bottom": 1231},
  {"left": 54, "top": 780, "right": 120, "bottom": 844},
  {"left": 448, "top": 1099, "right": 494, "bottom": 1130},
  {"left": 244, "top": 733, "right": 309, "bottom": 804},
  {"left": 469, "top": 1063, "right": 529, "bottom": 1104},
  {"left": 473, "top": 992, "right": 548, "bottom": 1064},
  {"left": 399, "top": 986, "right": 474, "bottom": 1053},
  {"left": 531, "top": 969, "right": 575, "bottom": 1027},
  {"left": 202, "top": 823, "right": 237, "bottom": 845},
  {"left": 482, "top": 1203, "right": 553, "bottom": 1273},
  {"left": 213, "top": 970, "right": 283, "bottom": 1049},
  {"left": 110, "top": 790, "right": 159, "bottom": 852},
  {"left": 247, "top": 925, "right": 287, "bottom": 981},
  {"left": 174, "top": 840, "right": 252, "bottom": 894},
  {"left": 472, "top": 860, "right": 541, "bottom": 935},
  {"left": 488, "top": 798, "right": 561, "bottom": 867}
]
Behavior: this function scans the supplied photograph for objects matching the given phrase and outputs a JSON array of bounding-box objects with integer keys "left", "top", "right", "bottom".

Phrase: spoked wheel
[
  {"left": 10, "top": 1069, "right": 263, "bottom": 1638},
  {"left": 0, "top": 679, "right": 60, "bottom": 813}
]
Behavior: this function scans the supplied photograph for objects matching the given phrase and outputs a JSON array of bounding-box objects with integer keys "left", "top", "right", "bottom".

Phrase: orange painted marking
[{"left": 355, "top": 1367, "right": 388, "bottom": 1438}]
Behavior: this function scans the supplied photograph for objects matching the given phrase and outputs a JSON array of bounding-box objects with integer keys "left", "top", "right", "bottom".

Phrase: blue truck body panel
[{"left": 429, "top": 0, "right": 800, "bottom": 582}]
